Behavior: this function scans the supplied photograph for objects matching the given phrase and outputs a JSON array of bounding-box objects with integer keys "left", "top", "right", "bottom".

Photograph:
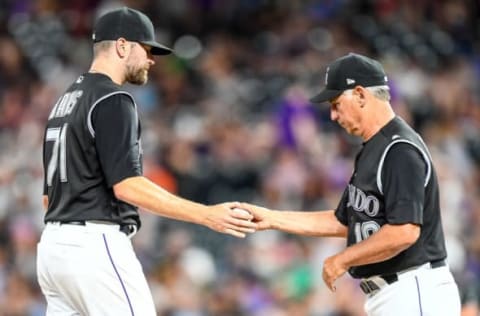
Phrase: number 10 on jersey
[
  {"left": 354, "top": 221, "right": 380, "bottom": 243},
  {"left": 45, "top": 123, "right": 68, "bottom": 186}
]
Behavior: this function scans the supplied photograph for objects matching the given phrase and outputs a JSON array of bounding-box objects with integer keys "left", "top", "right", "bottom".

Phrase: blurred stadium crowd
[{"left": 0, "top": 0, "right": 479, "bottom": 315}]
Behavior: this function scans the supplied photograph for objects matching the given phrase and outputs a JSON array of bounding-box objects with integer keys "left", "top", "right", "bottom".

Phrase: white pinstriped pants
[{"left": 37, "top": 222, "right": 156, "bottom": 316}]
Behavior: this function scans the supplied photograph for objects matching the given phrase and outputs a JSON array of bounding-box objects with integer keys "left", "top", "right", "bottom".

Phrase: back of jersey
[{"left": 43, "top": 73, "right": 140, "bottom": 225}]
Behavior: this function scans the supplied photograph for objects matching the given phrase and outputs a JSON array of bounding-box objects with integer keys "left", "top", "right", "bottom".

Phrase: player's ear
[
  {"left": 116, "top": 38, "right": 129, "bottom": 58},
  {"left": 354, "top": 86, "right": 366, "bottom": 108}
]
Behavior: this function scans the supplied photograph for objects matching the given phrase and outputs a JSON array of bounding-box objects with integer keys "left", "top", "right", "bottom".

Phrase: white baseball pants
[
  {"left": 37, "top": 222, "right": 156, "bottom": 316},
  {"left": 364, "top": 264, "right": 461, "bottom": 316}
]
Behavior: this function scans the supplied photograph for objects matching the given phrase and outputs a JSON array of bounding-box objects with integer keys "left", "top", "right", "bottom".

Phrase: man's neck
[
  {"left": 89, "top": 58, "right": 124, "bottom": 85},
  {"left": 361, "top": 102, "right": 395, "bottom": 141}
]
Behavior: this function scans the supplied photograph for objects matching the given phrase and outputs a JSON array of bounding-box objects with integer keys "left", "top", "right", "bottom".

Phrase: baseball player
[
  {"left": 37, "top": 7, "right": 256, "bottom": 316},
  {"left": 242, "top": 53, "right": 461, "bottom": 315}
]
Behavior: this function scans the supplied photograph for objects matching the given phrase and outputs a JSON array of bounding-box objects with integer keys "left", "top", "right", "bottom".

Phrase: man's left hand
[{"left": 322, "top": 254, "right": 348, "bottom": 292}]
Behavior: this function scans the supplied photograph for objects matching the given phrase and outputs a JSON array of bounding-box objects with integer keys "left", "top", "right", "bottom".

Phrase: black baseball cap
[
  {"left": 310, "top": 53, "right": 388, "bottom": 103},
  {"left": 92, "top": 7, "right": 172, "bottom": 55}
]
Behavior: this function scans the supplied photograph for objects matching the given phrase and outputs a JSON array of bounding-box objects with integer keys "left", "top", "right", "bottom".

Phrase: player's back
[{"left": 42, "top": 73, "right": 134, "bottom": 223}]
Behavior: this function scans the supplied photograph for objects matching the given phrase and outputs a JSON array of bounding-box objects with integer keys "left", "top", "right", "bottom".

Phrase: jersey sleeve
[
  {"left": 335, "top": 187, "right": 349, "bottom": 225},
  {"left": 91, "top": 94, "right": 142, "bottom": 187},
  {"left": 382, "top": 142, "right": 427, "bottom": 225}
]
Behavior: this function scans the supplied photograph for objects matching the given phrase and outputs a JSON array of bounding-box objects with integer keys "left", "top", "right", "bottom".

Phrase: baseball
[{"left": 232, "top": 207, "right": 252, "bottom": 220}]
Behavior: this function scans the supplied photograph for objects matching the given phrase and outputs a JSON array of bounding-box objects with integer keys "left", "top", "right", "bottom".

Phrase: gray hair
[
  {"left": 343, "top": 85, "right": 391, "bottom": 102},
  {"left": 365, "top": 85, "right": 391, "bottom": 101}
]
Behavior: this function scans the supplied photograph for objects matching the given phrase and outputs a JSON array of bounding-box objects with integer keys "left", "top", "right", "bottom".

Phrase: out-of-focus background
[{"left": 0, "top": 0, "right": 479, "bottom": 315}]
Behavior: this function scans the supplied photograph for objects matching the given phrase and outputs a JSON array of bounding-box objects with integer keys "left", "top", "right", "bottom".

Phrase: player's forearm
[
  {"left": 336, "top": 223, "right": 420, "bottom": 267},
  {"left": 269, "top": 210, "right": 347, "bottom": 237},
  {"left": 113, "top": 176, "right": 207, "bottom": 225}
]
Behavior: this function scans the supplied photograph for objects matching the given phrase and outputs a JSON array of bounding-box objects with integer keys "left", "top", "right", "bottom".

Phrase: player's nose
[
  {"left": 148, "top": 55, "right": 155, "bottom": 66},
  {"left": 330, "top": 109, "right": 338, "bottom": 121}
]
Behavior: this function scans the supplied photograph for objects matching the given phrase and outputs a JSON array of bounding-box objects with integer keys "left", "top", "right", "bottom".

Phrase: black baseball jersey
[
  {"left": 335, "top": 116, "right": 446, "bottom": 278},
  {"left": 42, "top": 73, "right": 142, "bottom": 227}
]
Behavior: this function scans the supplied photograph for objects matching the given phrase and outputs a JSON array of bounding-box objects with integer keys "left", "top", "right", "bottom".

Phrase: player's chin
[
  {"left": 127, "top": 70, "right": 149, "bottom": 85},
  {"left": 142, "top": 69, "right": 149, "bottom": 82}
]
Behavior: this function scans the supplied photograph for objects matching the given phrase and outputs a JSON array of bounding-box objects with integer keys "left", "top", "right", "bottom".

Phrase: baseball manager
[{"left": 242, "top": 53, "right": 461, "bottom": 315}]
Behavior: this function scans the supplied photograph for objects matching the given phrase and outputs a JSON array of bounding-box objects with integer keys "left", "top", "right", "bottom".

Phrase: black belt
[
  {"left": 360, "top": 259, "right": 446, "bottom": 295},
  {"left": 56, "top": 221, "right": 136, "bottom": 236}
]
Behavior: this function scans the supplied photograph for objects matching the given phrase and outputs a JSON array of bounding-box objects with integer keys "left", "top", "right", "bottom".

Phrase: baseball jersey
[
  {"left": 42, "top": 73, "right": 142, "bottom": 227},
  {"left": 335, "top": 116, "right": 446, "bottom": 278}
]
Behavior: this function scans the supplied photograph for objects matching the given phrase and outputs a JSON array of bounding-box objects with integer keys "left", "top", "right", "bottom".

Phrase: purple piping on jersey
[
  {"left": 415, "top": 276, "right": 423, "bottom": 316},
  {"left": 103, "top": 234, "right": 135, "bottom": 316}
]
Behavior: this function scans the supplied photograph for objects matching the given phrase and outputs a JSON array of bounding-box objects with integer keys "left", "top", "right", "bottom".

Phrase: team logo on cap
[{"left": 346, "top": 78, "right": 355, "bottom": 85}]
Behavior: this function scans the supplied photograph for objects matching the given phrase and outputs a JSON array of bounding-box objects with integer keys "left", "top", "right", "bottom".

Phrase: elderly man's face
[{"left": 329, "top": 89, "right": 364, "bottom": 137}]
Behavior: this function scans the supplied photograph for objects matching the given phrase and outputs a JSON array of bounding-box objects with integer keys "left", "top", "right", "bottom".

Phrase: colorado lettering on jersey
[
  {"left": 48, "top": 90, "right": 83, "bottom": 120},
  {"left": 347, "top": 184, "right": 382, "bottom": 242},
  {"left": 347, "top": 184, "right": 379, "bottom": 217}
]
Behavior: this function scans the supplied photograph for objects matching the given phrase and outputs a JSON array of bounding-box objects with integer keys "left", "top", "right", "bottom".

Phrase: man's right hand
[
  {"left": 203, "top": 202, "right": 258, "bottom": 238},
  {"left": 237, "top": 203, "right": 273, "bottom": 231}
]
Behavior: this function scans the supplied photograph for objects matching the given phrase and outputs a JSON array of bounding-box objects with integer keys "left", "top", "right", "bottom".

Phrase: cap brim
[
  {"left": 309, "top": 89, "right": 344, "bottom": 103},
  {"left": 142, "top": 40, "right": 173, "bottom": 55}
]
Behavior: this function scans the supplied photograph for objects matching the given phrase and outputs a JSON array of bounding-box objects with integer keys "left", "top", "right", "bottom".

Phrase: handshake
[{"left": 202, "top": 202, "right": 271, "bottom": 239}]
